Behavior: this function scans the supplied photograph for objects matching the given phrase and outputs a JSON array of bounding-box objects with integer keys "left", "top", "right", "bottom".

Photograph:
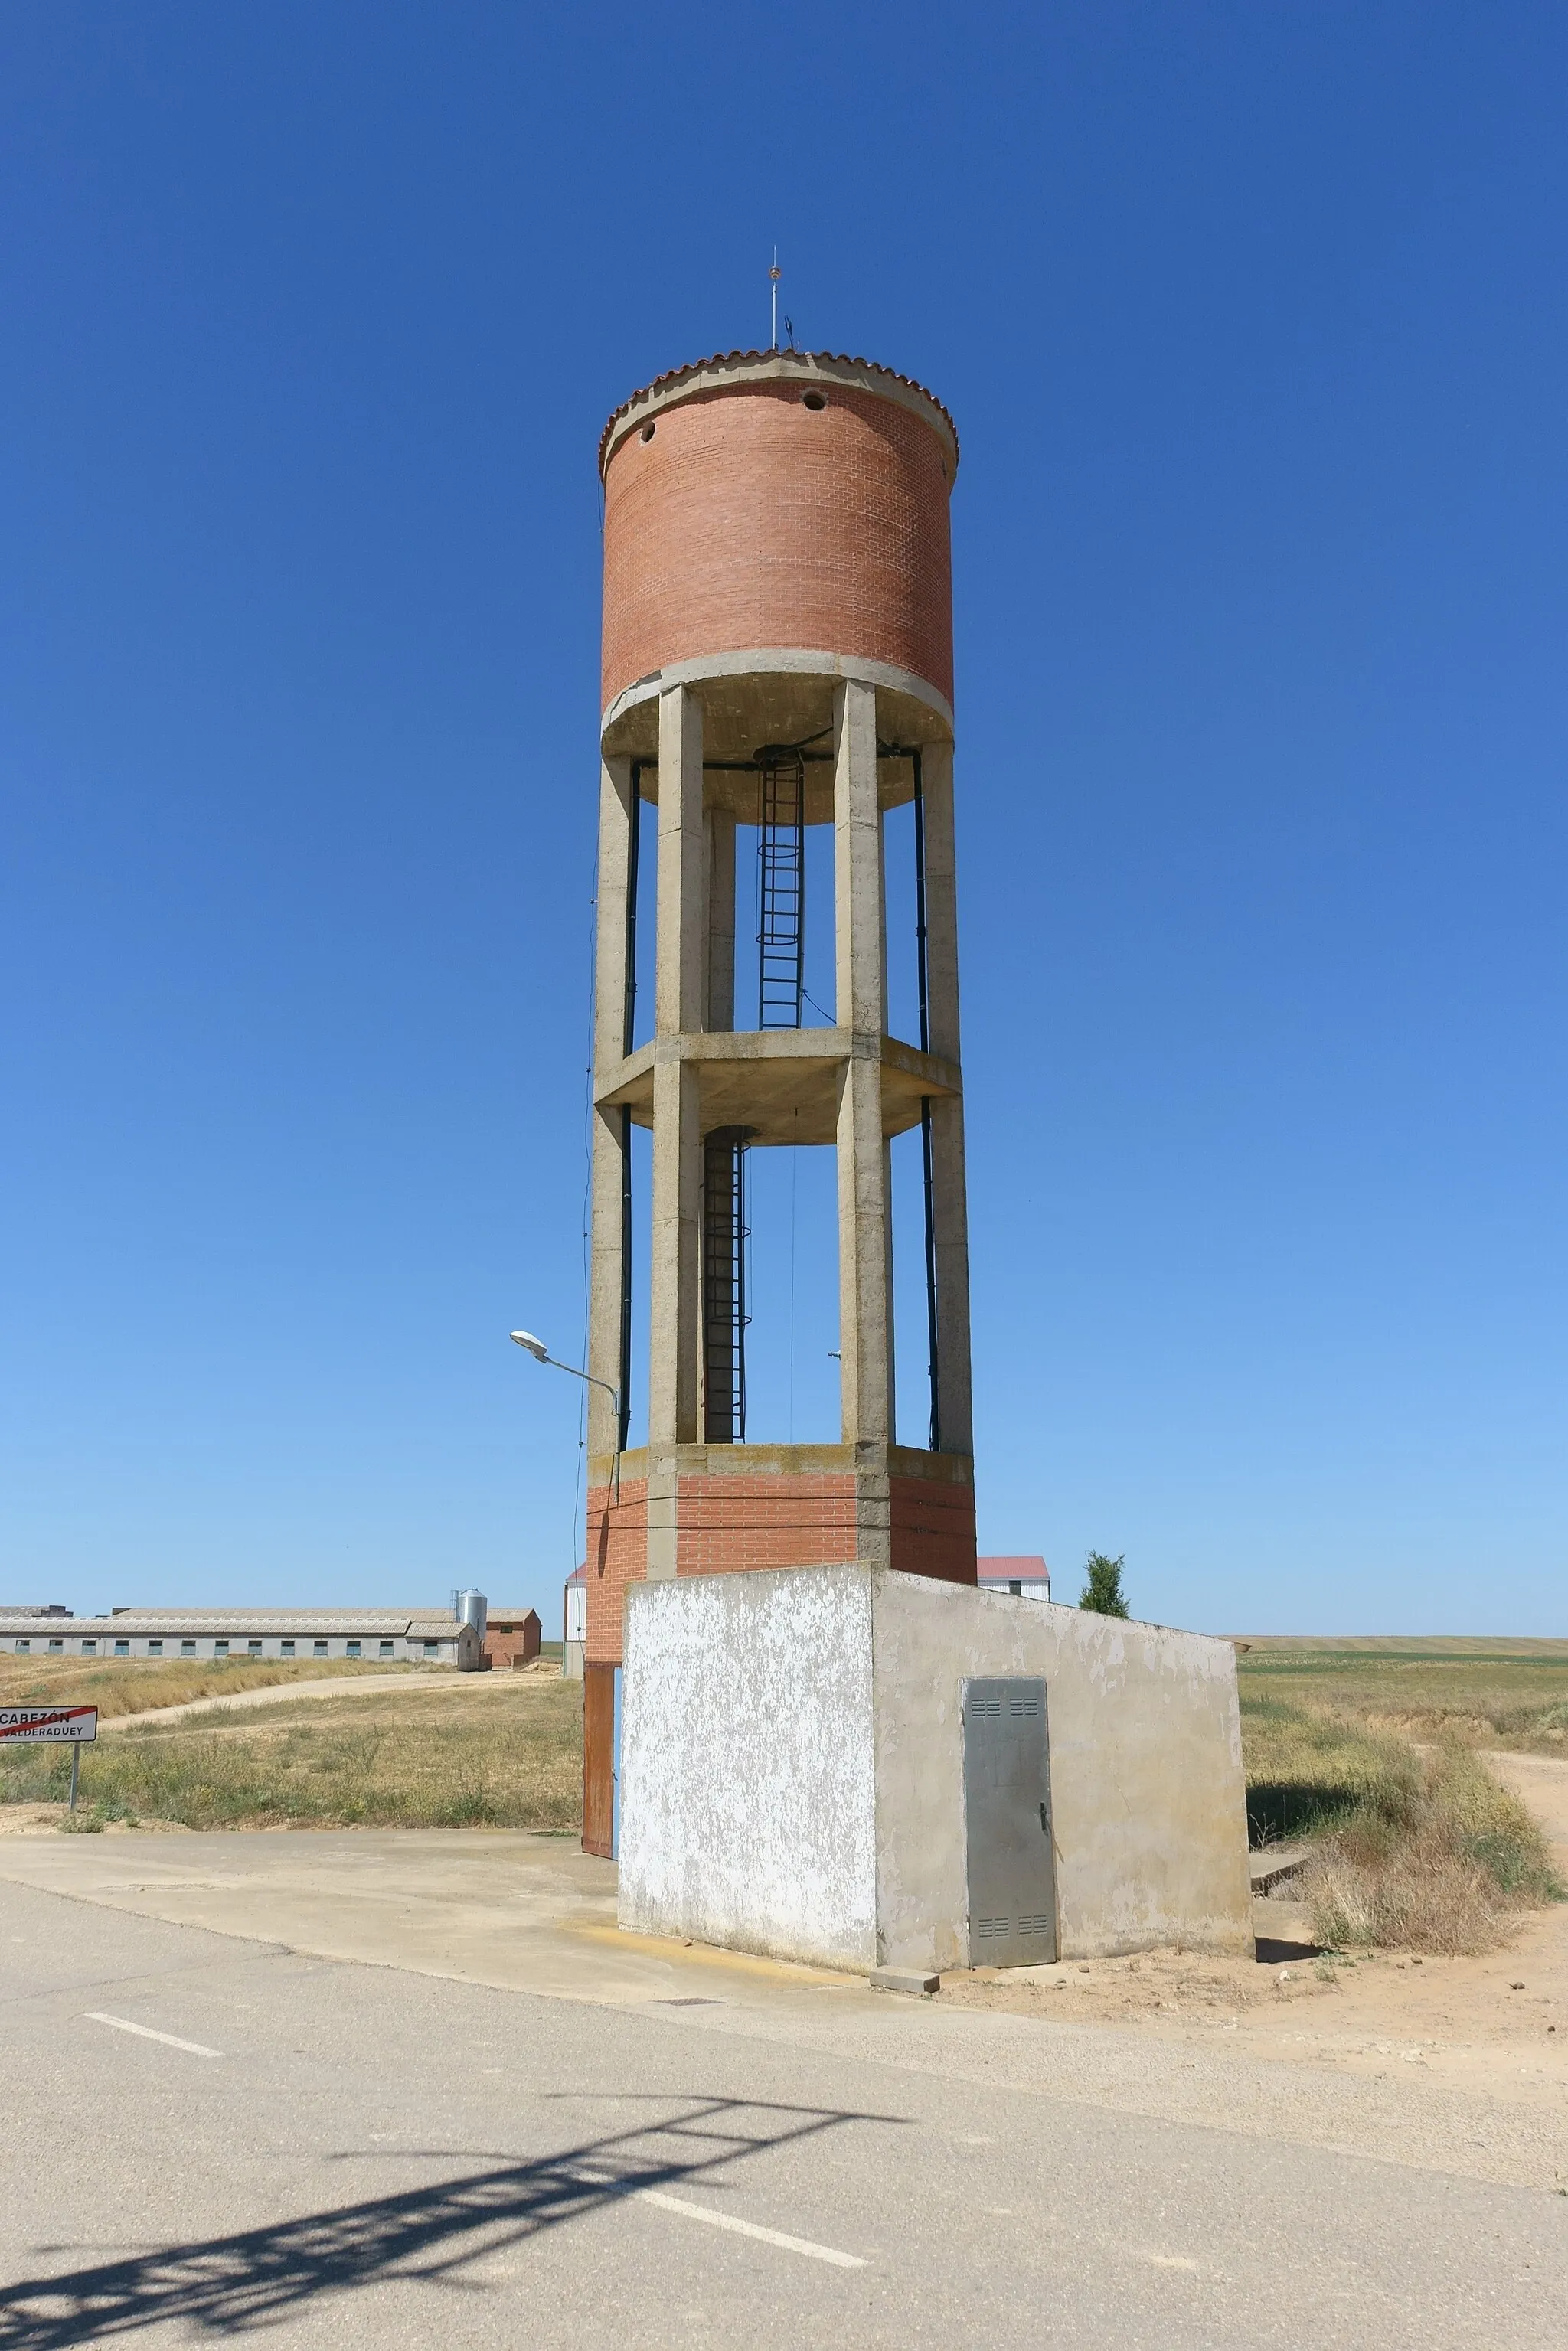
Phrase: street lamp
[{"left": 508, "top": 1331, "right": 622, "bottom": 1429}]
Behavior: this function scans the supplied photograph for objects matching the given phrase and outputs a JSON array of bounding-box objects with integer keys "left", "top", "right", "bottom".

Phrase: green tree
[{"left": 1078, "top": 1552, "right": 1129, "bottom": 1618}]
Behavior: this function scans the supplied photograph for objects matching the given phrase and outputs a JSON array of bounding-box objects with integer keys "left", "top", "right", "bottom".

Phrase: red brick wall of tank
[
  {"left": 583, "top": 1471, "right": 976, "bottom": 1668},
  {"left": 601, "top": 382, "right": 954, "bottom": 711}
]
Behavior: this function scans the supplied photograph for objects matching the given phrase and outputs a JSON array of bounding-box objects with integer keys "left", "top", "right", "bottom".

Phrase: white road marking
[
  {"left": 637, "top": 2189, "right": 865, "bottom": 2268},
  {"left": 86, "top": 2011, "right": 221, "bottom": 2059}
]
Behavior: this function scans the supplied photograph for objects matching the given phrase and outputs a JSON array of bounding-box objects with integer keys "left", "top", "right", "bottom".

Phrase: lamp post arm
[{"left": 541, "top": 1353, "right": 622, "bottom": 1429}]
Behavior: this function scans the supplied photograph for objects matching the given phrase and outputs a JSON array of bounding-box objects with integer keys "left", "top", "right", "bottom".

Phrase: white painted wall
[{"left": 618, "top": 1568, "right": 878, "bottom": 1968}]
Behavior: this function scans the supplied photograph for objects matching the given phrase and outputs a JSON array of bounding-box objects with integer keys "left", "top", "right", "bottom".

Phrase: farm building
[
  {"left": 563, "top": 1567, "right": 586, "bottom": 1682},
  {"left": 976, "top": 1556, "right": 1050, "bottom": 1601},
  {"left": 0, "top": 1608, "right": 484, "bottom": 1669},
  {"left": 482, "top": 1608, "right": 541, "bottom": 1670}
]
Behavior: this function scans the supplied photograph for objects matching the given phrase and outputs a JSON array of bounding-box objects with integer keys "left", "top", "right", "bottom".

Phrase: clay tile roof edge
[{"left": 599, "top": 350, "right": 959, "bottom": 478}]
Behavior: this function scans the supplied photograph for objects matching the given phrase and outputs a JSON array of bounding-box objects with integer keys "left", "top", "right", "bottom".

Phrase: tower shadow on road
[{"left": 1, "top": 2093, "right": 899, "bottom": 2347}]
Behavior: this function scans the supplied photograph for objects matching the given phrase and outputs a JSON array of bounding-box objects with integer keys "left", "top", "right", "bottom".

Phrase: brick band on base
[{"left": 583, "top": 1452, "right": 976, "bottom": 1671}]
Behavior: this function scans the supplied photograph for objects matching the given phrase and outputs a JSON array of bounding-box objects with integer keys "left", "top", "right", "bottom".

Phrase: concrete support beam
[
  {"left": 920, "top": 741, "right": 961, "bottom": 1062},
  {"left": 645, "top": 1453, "right": 679, "bottom": 1583},
  {"left": 837, "top": 1053, "right": 894, "bottom": 1447},
  {"left": 927, "top": 1096, "right": 972, "bottom": 1455},
  {"left": 706, "top": 807, "right": 736, "bottom": 1032},
  {"left": 648, "top": 1057, "right": 702, "bottom": 1449},
  {"left": 655, "top": 685, "right": 707, "bottom": 1039},
  {"left": 916, "top": 741, "right": 972, "bottom": 1455},
  {"left": 587, "top": 759, "right": 635, "bottom": 1456},
  {"left": 882, "top": 1137, "right": 897, "bottom": 1425},
  {"left": 834, "top": 679, "right": 883, "bottom": 1037},
  {"left": 648, "top": 685, "right": 707, "bottom": 1462},
  {"left": 587, "top": 1109, "right": 628, "bottom": 1458},
  {"left": 834, "top": 680, "right": 893, "bottom": 1448},
  {"left": 594, "top": 756, "right": 635, "bottom": 1069}
]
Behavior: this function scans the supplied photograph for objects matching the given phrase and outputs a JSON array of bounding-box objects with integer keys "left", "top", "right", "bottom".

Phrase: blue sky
[{"left": 2, "top": 2, "right": 1563, "bottom": 1633}]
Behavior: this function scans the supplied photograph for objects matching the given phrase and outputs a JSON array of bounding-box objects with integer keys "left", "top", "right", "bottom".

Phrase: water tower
[{"left": 582, "top": 348, "right": 976, "bottom": 1851}]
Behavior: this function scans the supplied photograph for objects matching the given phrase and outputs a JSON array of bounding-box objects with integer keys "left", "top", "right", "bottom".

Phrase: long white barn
[{"left": 0, "top": 1609, "right": 482, "bottom": 1669}]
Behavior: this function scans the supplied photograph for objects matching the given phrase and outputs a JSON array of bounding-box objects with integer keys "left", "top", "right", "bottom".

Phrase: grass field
[
  {"left": 6, "top": 1638, "right": 1564, "bottom": 1954},
  {"left": 1, "top": 1671, "right": 582, "bottom": 1832},
  {"left": 1235, "top": 1639, "right": 1566, "bottom": 1950}
]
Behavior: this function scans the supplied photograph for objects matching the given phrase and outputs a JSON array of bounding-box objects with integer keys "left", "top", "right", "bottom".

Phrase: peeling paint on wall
[{"left": 619, "top": 1566, "right": 1253, "bottom": 1974}]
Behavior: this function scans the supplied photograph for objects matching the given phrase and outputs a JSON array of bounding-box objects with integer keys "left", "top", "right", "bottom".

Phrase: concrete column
[
  {"left": 648, "top": 1056, "right": 701, "bottom": 1449},
  {"left": 921, "top": 741, "right": 961, "bottom": 1062},
  {"left": 645, "top": 1457, "right": 680, "bottom": 1582},
  {"left": 834, "top": 681, "right": 892, "bottom": 1445},
  {"left": 834, "top": 679, "right": 883, "bottom": 1037},
  {"left": 588, "top": 759, "right": 634, "bottom": 1456},
  {"left": 587, "top": 1109, "right": 628, "bottom": 1458},
  {"left": 707, "top": 807, "right": 736, "bottom": 1031},
  {"left": 655, "top": 685, "right": 707, "bottom": 1037},
  {"left": 920, "top": 743, "right": 972, "bottom": 1455},
  {"left": 593, "top": 756, "right": 634, "bottom": 1073},
  {"left": 648, "top": 686, "right": 706, "bottom": 1458},
  {"left": 882, "top": 1136, "right": 897, "bottom": 1440},
  {"left": 928, "top": 1096, "right": 972, "bottom": 1455}
]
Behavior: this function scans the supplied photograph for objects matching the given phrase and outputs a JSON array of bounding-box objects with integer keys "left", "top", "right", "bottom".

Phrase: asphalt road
[{"left": 2, "top": 1880, "right": 1563, "bottom": 2348}]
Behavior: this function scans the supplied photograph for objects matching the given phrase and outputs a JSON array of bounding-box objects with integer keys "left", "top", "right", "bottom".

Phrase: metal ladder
[
  {"left": 756, "top": 748, "right": 806, "bottom": 1029},
  {"left": 702, "top": 1127, "right": 752, "bottom": 1443}
]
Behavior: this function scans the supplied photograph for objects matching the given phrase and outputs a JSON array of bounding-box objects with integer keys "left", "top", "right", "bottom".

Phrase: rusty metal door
[
  {"left": 582, "top": 1664, "right": 616, "bottom": 1858},
  {"left": 962, "top": 1677, "right": 1057, "bottom": 1966}
]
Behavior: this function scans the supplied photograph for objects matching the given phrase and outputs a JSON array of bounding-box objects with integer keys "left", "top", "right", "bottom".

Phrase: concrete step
[{"left": 1249, "top": 1846, "right": 1308, "bottom": 1895}]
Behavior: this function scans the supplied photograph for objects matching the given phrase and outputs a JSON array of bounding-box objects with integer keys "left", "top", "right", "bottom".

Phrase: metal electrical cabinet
[{"left": 962, "top": 1677, "right": 1058, "bottom": 1965}]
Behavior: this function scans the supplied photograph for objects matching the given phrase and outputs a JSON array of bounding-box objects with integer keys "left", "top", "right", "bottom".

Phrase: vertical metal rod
[
  {"left": 618, "top": 1105, "right": 633, "bottom": 1453},
  {"left": 911, "top": 749, "right": 930, "bottom": 1056},
  {"left": 912, "top": 749, "right": 940, "bottom": 1449},
  {"left": 69, "top": 1740, "right": 80, "bottom": 1813},
  {"left": 737, "top": 1141, "right": 748, "bottom": 1442},
  {"left": 612, "top": 762, "right": 642, "bottom": 1455},
  {"left": 614, "top": 764, "right": 641, "bottom": 1458},
  {"left": 623, "top": 764, "right": 642, "bottom": 1056},
  {"left": 920, "top": 1099, "right": 939, "bottom": 1452}
]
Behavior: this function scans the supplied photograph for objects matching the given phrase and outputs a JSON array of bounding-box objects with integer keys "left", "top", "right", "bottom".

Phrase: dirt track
[
  {"left": 944, "top": 1751, "right": 1567, "bottom": 2114},
  {"left": 95, "top": 1660, "right": 560, "bottom": 1732}
]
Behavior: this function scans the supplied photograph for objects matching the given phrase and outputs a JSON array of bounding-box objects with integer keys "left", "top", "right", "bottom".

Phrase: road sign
[
  {"left": 0, "top": 1706, "right": 99, "bottom": 1809},
  {"left": 0, "top": 1706, "right": 99, "bottom": 1744}
]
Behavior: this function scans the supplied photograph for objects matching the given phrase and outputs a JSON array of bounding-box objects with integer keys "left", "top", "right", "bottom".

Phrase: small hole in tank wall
[
  {"left": 801, "top": 390, "right": 828, "bottom": 411},
  {"left": 639, "top": 421, "right": 655, "bottom": 442}
]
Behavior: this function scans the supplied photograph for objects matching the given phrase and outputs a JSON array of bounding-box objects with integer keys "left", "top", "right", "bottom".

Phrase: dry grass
[
  {"left": 1236, "top": 1641, "right": 1566, "bottom": 1952},
  {"left": 1301, "top": 1748, "right": 1558, "bottom": 1954},
  {"left": 0, "top": 1654, "right": 410, "bottom": 1721},
  {"left": 1236, "top": 1637, "right": 1568, "bottom": 1756},
  {"left": 0, "top": 1677, "right": 582, "bottom": 1831}
]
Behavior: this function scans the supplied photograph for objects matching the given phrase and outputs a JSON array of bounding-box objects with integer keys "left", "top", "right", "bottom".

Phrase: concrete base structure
[
  {"left": 584, "top": 1442, "right": 975, "bottom": 1665},
  {"left": 617, "top": 1566, "right": 1253, "bottom": 1973}
]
